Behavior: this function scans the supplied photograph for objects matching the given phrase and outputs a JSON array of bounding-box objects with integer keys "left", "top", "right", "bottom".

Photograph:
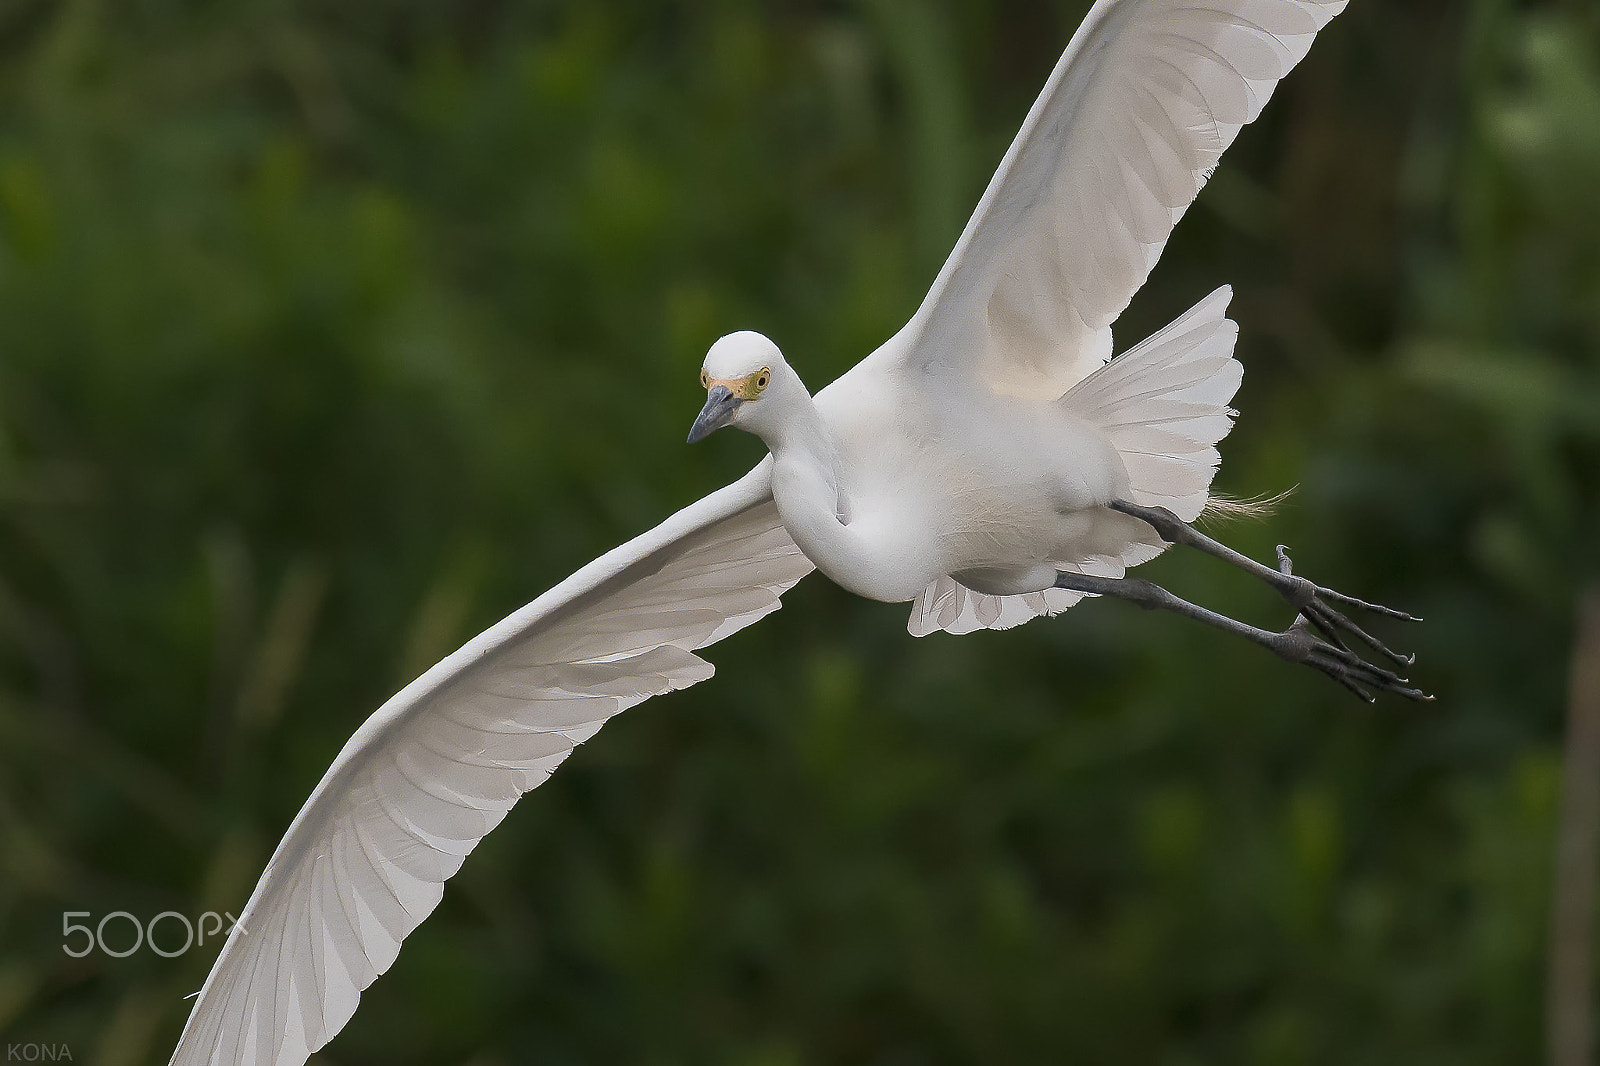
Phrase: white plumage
[
  {"left": 168, "top": 1, "right": 1350, "bottom": 1061},
  {"left": 907, "top": 285, "right": 1242, "bottom": 635},
  {"left": 170, "top": 466, "right": 812, "bottom": 1063}
]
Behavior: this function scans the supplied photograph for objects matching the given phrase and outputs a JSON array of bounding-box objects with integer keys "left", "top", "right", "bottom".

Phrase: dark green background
[{"left": 1, "top": 0, "right": 1597, "bottom": 1062}]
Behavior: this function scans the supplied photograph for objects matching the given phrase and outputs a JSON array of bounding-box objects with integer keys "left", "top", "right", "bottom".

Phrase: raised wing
[
  {"left": 169, "top": 459, "right": 813, "bottom": 1066},
  {"left": 877, "top": 0, "right": 1345, "bottom": 397}
]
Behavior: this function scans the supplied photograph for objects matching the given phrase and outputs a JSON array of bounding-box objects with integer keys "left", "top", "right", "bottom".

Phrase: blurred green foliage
[{"left": 0, "top": 0, "right": 1597, "bottom": 1063}]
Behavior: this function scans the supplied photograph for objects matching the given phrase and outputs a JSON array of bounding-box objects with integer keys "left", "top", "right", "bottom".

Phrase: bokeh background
[{"left": 2, "top": 0, "right": 1598, "bottom": 1062}]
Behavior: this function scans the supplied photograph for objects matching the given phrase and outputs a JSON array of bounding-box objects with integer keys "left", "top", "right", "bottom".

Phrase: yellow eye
[
  {"left": 755, "top": 368, "right": 771, "bottom": 392},
  {"left": 700, "top": 369, "right": 709, "bottom": 388}
]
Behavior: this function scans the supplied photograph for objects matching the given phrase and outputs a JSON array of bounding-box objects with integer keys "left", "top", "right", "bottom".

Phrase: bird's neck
[
  {"left": 752, "top": 390, "right": 928, "bottom": 604},
  {"left": 752, "top": 394, "right": 868, "bottom": 583},
  {"left": 760, "top": 395, "right": 844, "bottom": 518}
]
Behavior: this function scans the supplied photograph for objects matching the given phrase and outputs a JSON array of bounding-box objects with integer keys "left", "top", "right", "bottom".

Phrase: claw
[
  {"left": 1303, "top": 600, "right": 1414, "bottom": 669},
  {"left": 1254, "top": 542, "right": 1430, "bottom": 702},
  {"left": 1273, "top": 614, "right": 1432, "bottom": 704},
  {"left": 1311, "top": 646, "right": 1405, "bottom": 689},
  {"left": 1314, "top": 584, "right": 1422, "bottom": 623}
]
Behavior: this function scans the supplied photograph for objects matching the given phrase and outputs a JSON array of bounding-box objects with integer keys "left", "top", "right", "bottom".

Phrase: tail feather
[{"left": 1062, "top": 285, "right": 1242, "bottom": 522}]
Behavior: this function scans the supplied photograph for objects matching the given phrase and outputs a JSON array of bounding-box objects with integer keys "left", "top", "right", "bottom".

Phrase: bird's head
[{"left": 687, "top": 330, "right": 792, "bottom": 443}]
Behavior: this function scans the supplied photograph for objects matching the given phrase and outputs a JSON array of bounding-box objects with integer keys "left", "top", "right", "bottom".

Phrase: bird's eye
[
  {"left": 700, "top": 369, "right": 709, "bottom": 388},
  {"left": 755, "top": 368, "right": 771, "bottom": 392}
]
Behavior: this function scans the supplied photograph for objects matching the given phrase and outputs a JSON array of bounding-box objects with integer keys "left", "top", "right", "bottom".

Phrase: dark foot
[
  {"left": 1104, "top": 500, "right": 1431, "bottom": 703},
  {"left": 1265, "top": 545, "right": 1430, "bottom": 702},
  {"left": 1266, "top": 614, "right": 1432, "bottom": 704}
]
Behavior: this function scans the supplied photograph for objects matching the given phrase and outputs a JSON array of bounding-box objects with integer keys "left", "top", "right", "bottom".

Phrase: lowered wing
[{"left": 168, "top": 458, "right": 813, "bottom": 1066}]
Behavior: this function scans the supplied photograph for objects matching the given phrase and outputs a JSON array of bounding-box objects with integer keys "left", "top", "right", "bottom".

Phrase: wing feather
[
  {"left": 169, "top": 459, "right": 813, "bottom": 1066},
  {"left": 863, "top": 0, "right": 1344, "bottom": 398}
]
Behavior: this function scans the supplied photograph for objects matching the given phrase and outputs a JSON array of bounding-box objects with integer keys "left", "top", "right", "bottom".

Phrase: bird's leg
[
  {"left": 1052, "top": 570, "right": 1430, "bottom": 703},
  {"left": 1107, "top": 499, "right": 1424, "bottom": 673}
]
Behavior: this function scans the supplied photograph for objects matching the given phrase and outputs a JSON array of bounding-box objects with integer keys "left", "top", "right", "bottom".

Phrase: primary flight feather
[{"left": 170, "top": 1, "right": 1430, "bottom": 1062}]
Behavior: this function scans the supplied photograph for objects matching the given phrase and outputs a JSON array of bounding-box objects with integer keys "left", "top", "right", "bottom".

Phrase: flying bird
[{"left": 169, "top": 0, "right": 1425, "bottom": 1061}]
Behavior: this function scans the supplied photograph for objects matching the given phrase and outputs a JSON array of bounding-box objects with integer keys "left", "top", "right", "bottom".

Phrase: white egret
[{"left": 169, "top": 0, "right": 1427, "bottom": 1061}]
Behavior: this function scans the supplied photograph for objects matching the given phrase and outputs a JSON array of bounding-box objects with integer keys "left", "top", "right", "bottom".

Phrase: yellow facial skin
[{"left": 700, "top": 367, "right": 771, "bottom": 401}]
